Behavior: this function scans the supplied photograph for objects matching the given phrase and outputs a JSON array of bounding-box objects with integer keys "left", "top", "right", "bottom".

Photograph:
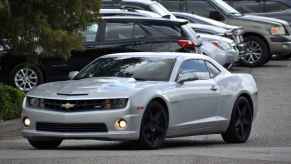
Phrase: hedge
[{"left": 0, "top": 84, "right": 25, "bottom": 121}]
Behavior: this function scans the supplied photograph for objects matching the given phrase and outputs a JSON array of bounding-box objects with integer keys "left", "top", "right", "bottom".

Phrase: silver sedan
[{"left": 22, "top": 52, "right": 258, "bottom": 149}]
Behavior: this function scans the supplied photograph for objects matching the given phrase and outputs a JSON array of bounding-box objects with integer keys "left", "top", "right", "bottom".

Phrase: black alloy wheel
[
  {"left": 139, "top": 101, "right": 168, "bottom": 149},
  {"left": 222, "top": 96, "right": 253, "bottom": 143}
]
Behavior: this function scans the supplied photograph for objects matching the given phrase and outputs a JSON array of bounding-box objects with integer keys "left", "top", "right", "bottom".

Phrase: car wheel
[
  {"left": 9, "top": 63, "right": 44, "bottom": 92},
  {"left": 139, "top": 101, "right": 168, "bottom": 149},
  {"left": 222, "top": 96, "right": 253, "bottom": 143},
  {"left": 28, "top": 138, "right": 62, "bottom": 149},
  {"left": 241, "top": 35, "right": 270, "bottom": 67}
]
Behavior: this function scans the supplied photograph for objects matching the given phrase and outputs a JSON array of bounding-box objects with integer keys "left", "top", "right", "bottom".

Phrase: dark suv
[
  {"left": 0, "top": 16, "right": 197, "bottom": 91},
  {"left": 225, "top": 0, "right": 291, "bottom": 25}
]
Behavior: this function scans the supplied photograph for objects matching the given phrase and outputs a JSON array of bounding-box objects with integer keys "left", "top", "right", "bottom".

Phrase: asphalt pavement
[{"left": 0, "top": 59, "right": 291, "bottom": 164}]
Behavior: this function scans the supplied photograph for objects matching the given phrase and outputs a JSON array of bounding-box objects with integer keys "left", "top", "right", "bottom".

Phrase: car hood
[
  {"left": 237, "top": 14, "right": 288, "bottom": 26},
  {"left": 27, "top": 77, "right": 167, "bottom": 99},
  {"left": 252, "top": 9, "right": 291, "bottom": 25}
]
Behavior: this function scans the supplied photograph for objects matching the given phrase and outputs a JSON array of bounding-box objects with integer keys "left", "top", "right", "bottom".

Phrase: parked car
[
  {"left": 224, "top": 0, "right": 291, "bottom": 24},
  {"left": 159, "top": 0, "right": 291, "bottom": 65},
  {"left": 0, "top": 16, "right": 198, "bottom": 92},
  {"left": 172, "top": 12, "right": 245, "bottom": 54},
  {"left": 199, "top": 33, "right": 240, "bottom": 68},
  {"left": 224, "top": 0, "right": 291, "bottom": 59},
  {"left": 22, "top": 52, "right": 258, "bottom": 149}
]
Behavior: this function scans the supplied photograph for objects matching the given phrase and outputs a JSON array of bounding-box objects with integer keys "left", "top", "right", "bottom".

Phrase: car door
[{"left": 168, "top": 59, "right": 220, "bottom": 135}]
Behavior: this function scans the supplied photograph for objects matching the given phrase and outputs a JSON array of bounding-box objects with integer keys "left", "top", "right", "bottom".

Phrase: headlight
[
  {"left": 27, "top": 97, "right": 44, "bottom": 108},
  {"left": 211, "top": 40, "right": 233, "bottom": 51},
  {"left": 271, "top": 26, "right": 286, "bottom": 35},
  {"left": 103, "top": 99, "right": 128, "bottom": 109}
]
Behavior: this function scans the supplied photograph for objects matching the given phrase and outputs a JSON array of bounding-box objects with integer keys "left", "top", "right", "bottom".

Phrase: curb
[{"left": 0, "top": 119, "right": 22, "bottom": 140}]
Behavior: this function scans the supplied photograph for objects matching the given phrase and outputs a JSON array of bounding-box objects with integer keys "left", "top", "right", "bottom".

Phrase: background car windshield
[
  {"left": 212, "top": 0, "right": 242, "bottom": 16},
  {"left": 75, "top": 57, "right": 176, "bottom": 81}
]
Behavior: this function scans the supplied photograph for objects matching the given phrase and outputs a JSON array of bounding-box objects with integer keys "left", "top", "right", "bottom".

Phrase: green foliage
[
  {"left": 0, "top": 84, "right": 25, "bottom": 121},
  {"left": 0, "top": 0, "right": 100, "bottom": 59}
]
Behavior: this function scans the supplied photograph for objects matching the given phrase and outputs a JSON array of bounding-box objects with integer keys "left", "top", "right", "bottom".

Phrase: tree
[{"left": 0, "top": 0, "right": 100, "bottom": 59}]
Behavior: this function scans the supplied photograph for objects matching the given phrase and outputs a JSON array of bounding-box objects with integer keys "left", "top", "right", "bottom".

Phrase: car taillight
[{"left": 177, "top": 39, "right": 196, "bottom": 49}]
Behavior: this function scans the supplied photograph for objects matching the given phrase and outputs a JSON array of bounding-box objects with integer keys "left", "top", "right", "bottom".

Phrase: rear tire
[
  {"left": 28, "top": 138, "right": 62, "bottom": 149},
  {"left": 222, "top": 96, "right": 253, "bottom": 143},
  {"left": 241, "top": 35, "right": 270, "bottom": 67},
  {"left": 139, "top": 101, "right": 168, "bottom": 149}
]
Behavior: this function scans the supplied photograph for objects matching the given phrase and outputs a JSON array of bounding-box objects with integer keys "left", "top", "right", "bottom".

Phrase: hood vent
[{"left": 57, "top": 93, "right": 88, "bottom": 96}]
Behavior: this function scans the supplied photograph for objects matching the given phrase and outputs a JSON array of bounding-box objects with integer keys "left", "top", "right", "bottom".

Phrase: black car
[
  {"left": 0, "top": 16, "right": 197, "bottom": 91},
  {"left": 224, "top": 0, "right": 291, "bottom": 24}
]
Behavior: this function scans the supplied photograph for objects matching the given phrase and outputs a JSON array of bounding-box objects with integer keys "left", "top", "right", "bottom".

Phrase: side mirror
[
  {"left": 177, "top": 71, "right": 199, "bottom": 84},
  {"left": 209, "top": 11, "right": 225, "bottom": 21},
  {"left": 68, "top": 71, "right": 79, "bottom": 80}
]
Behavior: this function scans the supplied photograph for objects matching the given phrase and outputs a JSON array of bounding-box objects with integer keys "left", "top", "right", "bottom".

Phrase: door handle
[{"left": 210, "top": 85, "right": 218, "bottom": 91}]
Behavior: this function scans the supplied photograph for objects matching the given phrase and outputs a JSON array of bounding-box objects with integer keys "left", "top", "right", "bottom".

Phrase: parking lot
[{"left": 0, "top": 59, "right": 291, "bottom": 164}]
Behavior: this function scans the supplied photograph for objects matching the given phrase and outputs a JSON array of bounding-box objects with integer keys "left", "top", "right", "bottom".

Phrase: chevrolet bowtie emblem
[{"left": 61, "top": 103, "right": 76, "bottom": 109}]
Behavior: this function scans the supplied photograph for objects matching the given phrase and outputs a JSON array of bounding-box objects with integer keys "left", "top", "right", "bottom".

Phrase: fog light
[
  {"left": 23, "top": 117, "right": 31, "bottom": 127},
  {"left": 115, "top": 119, "right": 127, "bottom": 129}
]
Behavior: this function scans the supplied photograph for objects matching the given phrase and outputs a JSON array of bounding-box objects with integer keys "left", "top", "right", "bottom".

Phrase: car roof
[
  {"left": 101, "top": 16, "right": 187, "bottom": 25},
  {"left": 103, "top": 52, "right": 211, "bottom": 61}
]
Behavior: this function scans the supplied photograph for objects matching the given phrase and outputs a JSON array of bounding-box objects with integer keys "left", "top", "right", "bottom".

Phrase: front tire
[
  {"left": 222, "top": 96, "right": 253, "bottom": 143},
  {"left": 241, "top": 35, "right": 270, "bottom": 67},
  {"left": 139, "top": 101, "right": 168, "bottom": 149},
  {"left": 9, "top": 63, "right": 44, "bottom": 92},
  {"left": 28, "top": 138, "right": 62, "bottom": 149}
]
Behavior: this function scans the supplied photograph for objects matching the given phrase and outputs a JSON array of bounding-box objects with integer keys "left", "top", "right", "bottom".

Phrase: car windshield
[
  {"left": 74, "top": 56, "right": 176, "bottom": 81},
  {"left": 212, "top": 0, "right": 242, "bottom": 16}
]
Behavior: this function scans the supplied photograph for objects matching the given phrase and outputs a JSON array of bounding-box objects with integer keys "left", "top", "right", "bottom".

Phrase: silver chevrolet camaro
[{"left": 22, "top": 52, "right": 258, "bottom": 149}]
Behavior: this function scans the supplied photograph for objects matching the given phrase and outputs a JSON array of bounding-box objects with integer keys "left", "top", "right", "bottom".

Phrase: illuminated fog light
[
  {"left": 23, "top": 117, "right": 31, "bottom": 127},
  {"left": 115, "top": 119, "right": 127, "bottom": 129}
]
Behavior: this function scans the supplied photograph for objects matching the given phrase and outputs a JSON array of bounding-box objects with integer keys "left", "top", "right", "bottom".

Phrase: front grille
[
  {"left": 43, "top": 99, "right": 107, "bottom": 112},
  {"left": 36, "top": 122, "right": 108, "bottom": 133},
  {"left": 224, "top": 33, "right": 244, "bottom": 44}
]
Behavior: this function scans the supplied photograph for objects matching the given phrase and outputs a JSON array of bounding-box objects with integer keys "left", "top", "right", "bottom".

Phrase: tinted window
[
  {"left": 105, "top": 23, "right": 134, "bottom": 41},
  {"left": 75, "top": 57, "right": 176, "bottom": 81},
  {"left": 179, "top": 59, "right": 210, "bottom": 80},
  {"left": 206, "top": 62, "right": 221, "bottom": 78},
  {"left": 264, "top": 1, "right": 289, "bottom": 12},
  {"left": 83, "top": 24, "right": 99, "bottom": 42},
  {"left": 133, "top": 24, "right": 148, "bottom": 39},
  {"left": 228, "top": 1, "right": 264, "bottom": 13},
  {"left": 187, "top": 1, "right": 217, "bottom": 17},
  {"left": 140, "top": 23, "right": 183, "bottom": 39}
]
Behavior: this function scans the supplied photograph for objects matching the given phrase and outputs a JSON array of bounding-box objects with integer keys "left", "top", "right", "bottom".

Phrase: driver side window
[{"left": 179, "top": 59, "right": 210, "bottom": 80}]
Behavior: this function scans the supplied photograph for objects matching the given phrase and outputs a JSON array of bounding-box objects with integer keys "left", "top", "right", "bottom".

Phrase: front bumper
[
  {"left": 269, "top": 35, "right": 291, "bottom": 56},
  {"left": 22, "top": 106, "right": 142, "bottom": 141}
]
